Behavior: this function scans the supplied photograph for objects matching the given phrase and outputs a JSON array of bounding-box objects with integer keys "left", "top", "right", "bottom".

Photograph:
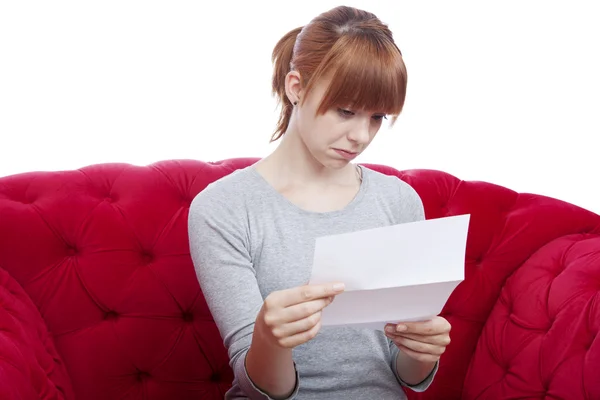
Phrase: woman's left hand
[{"left": 384, "top": 316, "right": 451, "bottom": 363}]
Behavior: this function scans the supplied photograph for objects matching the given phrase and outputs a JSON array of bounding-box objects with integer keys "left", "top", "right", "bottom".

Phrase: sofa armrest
[{"left": 0, "top": 267, "right": 74, "bottom": 400}]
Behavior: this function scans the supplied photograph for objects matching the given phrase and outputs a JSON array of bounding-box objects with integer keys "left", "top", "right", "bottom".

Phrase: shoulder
[
  {"left": 361, "top": 166, "right": 425, "bottom": 222},
  {"left": 361, "top": 165, "right": 421, "bottom": 202},
  {"left": 189, "top": 166, "right": 252, "bottom": 222},
  {"left": 190, "top": 167, "right": 251, "bottom": 207}
]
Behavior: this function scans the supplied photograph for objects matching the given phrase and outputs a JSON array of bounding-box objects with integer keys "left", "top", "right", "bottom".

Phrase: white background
[{"left": 1, "top": 1, "right": 598, "bottom": 213}]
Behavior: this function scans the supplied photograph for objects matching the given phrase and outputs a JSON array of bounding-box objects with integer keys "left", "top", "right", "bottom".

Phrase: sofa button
[
  {"left": 210, "top": 372, "right": 220, "bottom": 382},
  {"left": 66, "top": 246, "right": 78, "bottom": 256},
  {"left": 182, "top": 312, "right": 193, "bottom": 322},
  {"left": 141, "top": 252, "right": 154, "bottom": 264},
  {"left": 105, "top": 311, "right": 119, "bottom": 320},
  {"left": 136, "top": 371, "right": 150, "bottom": 381}
]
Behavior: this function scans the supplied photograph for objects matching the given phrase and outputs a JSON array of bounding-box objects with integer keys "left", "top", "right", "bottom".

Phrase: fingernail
[
  {"left": 396, "top": 324, "right": 407, "bottom": 332},
  {"left": 332, "top": 283, "right": 345, "bottom": 292},
  {"left": 385, "top": 326, "right": 394, "bottom": 333}
]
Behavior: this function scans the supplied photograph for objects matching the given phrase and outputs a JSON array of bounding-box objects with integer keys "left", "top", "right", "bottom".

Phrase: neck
[{"left": 264, "top": 128, "right": 354, "bottom": 185}]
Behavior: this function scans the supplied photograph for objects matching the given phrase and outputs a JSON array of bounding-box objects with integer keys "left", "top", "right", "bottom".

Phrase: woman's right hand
[{"left": 254, "top": 282, "right": 346, "bottom": 349}]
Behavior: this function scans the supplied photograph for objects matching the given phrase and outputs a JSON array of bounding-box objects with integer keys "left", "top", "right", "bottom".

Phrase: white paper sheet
[{"left": 308, "top": 214, "right": 470, "bottom": 331}]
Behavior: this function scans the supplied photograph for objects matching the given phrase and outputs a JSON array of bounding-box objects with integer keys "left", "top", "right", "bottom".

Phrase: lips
[{"left": 333, "top": 148, "right": 359, "bottom": 160}]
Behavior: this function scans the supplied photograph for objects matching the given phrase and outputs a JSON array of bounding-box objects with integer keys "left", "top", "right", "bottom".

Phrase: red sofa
[{"left": 0, "top": 157, "right": 598, "bottom": 400}]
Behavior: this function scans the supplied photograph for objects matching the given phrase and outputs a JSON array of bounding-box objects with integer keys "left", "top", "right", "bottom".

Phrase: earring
[{"left": 293, "top": 101, "right": 298, "bottom": 106}]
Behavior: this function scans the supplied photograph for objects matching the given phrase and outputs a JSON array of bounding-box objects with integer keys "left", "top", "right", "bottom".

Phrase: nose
[{"left": 347, "top": 118, "right": 371, "bottom": 144}]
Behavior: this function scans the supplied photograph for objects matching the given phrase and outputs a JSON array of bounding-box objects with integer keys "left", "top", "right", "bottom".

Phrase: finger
[
  {"left": 277, "top": 319, "right": 322, "bottom": 348},
  {"left": 394, "top": 318, "right": 451, "bottom": 335},
  {"left": 391, "top": 335, "right": 446, "bottom": 357},
  {"left": 385, "top": 330, "right": 451, "bottom": 346},
  {"left": 395, "top": 342, "right": 441, "bottom": 364},
  {"left": 263, "top": 297, "right": 333, "bottom": 328},
  {"left": 282, "top": 283, "right": 345, "bottom": 307},
  {"left": 272, "top": 311, "right": 322, "bottom": 339},
  {"left": 283, "top": 297, "right": 333, "bottom": 323}
]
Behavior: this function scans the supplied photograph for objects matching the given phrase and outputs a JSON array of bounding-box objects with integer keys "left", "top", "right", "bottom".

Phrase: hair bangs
[{"left": 313, "top": 34, "right": 407, "bottom": 121}]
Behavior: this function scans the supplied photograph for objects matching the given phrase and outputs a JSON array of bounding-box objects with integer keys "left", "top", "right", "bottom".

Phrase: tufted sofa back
[{"left": 0, "top": 158, "right": 599, "bottom": 400}]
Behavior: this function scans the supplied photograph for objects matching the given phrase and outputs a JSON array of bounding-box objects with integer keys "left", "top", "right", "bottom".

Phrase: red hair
[{"left": 271, "top": 6, "right": 407, "bottom": 142}]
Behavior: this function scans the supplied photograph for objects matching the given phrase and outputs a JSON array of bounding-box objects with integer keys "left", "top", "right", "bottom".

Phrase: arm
[
  {"left": 188, "top": 189, "right": 342, "bottom": 398},
  {"left": 246, "top": 338, "right": 296, "bottom": 399},
  {"left": 388, "top": 317, "right": 451, "bottom": 391},
  {"left": 390, "top": 179, "right": 439, "bottom": 390},
  {"left": 393, "top": 347, "right": 438, "bottom": 389},
  {"left": 188, "top": 191, "right": 298, "bottom": 399}
]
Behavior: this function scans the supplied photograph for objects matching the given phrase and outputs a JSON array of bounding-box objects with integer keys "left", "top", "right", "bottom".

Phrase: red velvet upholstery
[
  {"left": 0, "top": 158, "right": 598, "bottom": 400},
  {"left": 0, "top": 267, "right": 74, "bottom": 400}
]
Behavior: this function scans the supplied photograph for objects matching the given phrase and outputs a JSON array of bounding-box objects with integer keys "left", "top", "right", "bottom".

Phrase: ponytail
[{"left": 270, "top": 26, "right": 303, "bottom": 142}]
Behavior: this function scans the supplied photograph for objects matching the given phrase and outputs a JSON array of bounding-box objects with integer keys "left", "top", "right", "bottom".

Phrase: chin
[
  {"left": 321, "top": 157, "right": 351, "bottom": 170},
  {"left": 310, "top": 149, "right": 353, "bottom": 170}
]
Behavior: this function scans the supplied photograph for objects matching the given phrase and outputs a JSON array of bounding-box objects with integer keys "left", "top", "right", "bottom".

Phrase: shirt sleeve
[
  {"left": 396, "top": 178, "right": 426, "bottom": 223},
  {"left": 188, "top": 188, "right": 300, "bottom": 399},
  {"left": 390, "top": 177, "right": 439, "bottom": 391},
  {"left": 390, "top": 344, "right": 439, "bottom": 392}
]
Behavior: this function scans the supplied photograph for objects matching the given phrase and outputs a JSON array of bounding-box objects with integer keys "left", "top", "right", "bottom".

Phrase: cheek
[
  {"left": 296, "top": 118, "right": 321, "bottom": 151},
  {"left": 368, "top": 123, "right": 382, "bottom": 141},
  {"left": 300, "top": 115, "right": 334, "bottom": 145}
]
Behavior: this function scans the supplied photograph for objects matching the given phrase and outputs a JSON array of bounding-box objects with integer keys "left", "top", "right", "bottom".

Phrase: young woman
[{"left": 188, "top": 5, "right": 451, "bottom": 399}]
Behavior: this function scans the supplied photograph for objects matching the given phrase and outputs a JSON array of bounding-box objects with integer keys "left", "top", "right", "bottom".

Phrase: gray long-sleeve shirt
[{"left": 188, "top": 164, "right": 437, "bottom": 399}]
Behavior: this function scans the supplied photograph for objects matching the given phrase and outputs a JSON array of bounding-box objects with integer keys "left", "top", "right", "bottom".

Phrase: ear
[{"left": 285, "top": 71, "right": 303, "bottom": 105}]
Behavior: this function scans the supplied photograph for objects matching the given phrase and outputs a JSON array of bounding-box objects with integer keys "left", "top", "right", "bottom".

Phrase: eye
[
  {"left": 372, "top": 114, "right": 388, "bottom": 121},
  {"left": 337, "top": 108, "right": 355, "bottom": 118}
]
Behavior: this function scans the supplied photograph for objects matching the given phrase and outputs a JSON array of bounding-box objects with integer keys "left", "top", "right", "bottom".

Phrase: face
[{"left": 287, "top": 73, "right": 387, "bottom": 169}]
